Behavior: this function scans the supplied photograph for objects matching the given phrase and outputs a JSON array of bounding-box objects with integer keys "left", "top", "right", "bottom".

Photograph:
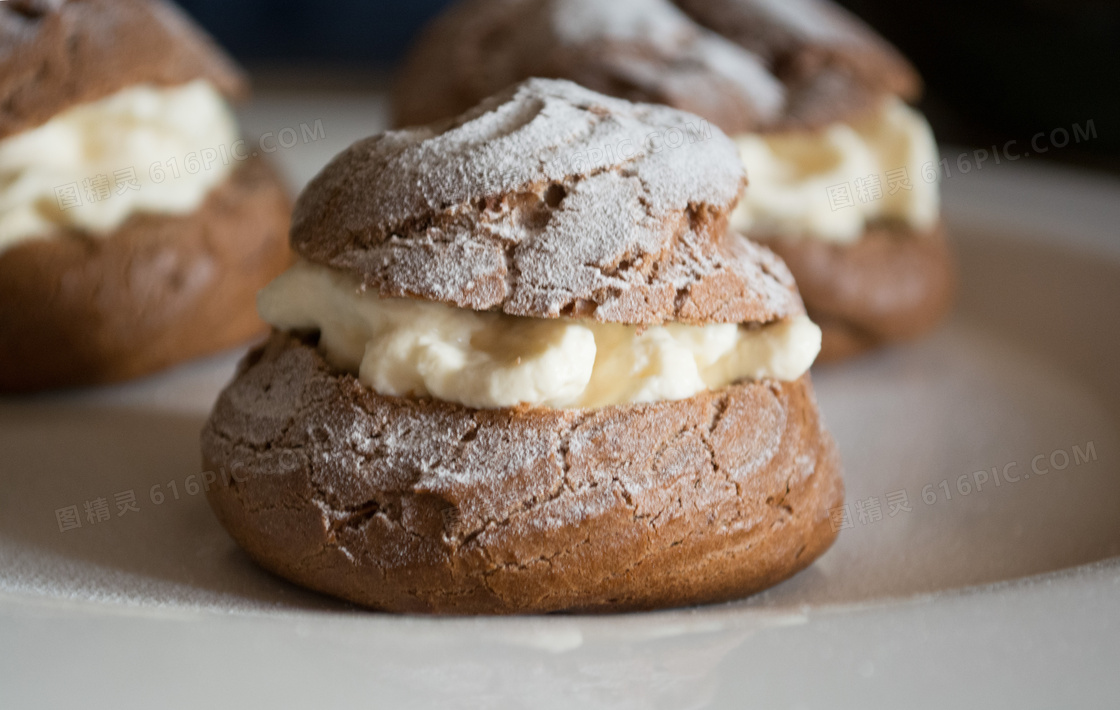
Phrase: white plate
[{"left": 1, "top": 95, "right": 1119, "bottom": 709}]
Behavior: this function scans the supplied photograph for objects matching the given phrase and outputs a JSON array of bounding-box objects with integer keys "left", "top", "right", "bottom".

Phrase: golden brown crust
[
  {"left": 392, "top": 0, "right": 918, "bottom": 133},
  {"left": 762, "top": 222, "right": 956, "bottom": 363},
  {"left": 295, "top": 78, "right": 805, "bottom": 326},
  {"left": 0, "top": 0, "right": 247, "bottom": 141},
  {"left": 201, "top": 332, "right": 843, "bottom": 615},
  {"left": 0, "top": 157, "right": 292, "bottom": 393}
]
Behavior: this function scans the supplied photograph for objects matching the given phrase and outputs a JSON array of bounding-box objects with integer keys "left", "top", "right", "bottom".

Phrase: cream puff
[
  {"left": 0, "top": 0, "right": 291, "bottom": 391},
  {"left": 201, "top": 79, "right": 843, "bottom": 614}
]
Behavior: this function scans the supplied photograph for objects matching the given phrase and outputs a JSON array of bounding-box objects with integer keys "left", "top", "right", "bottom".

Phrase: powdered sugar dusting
[
  {"left": 548, "top": 0, "right": 785, "bottom": 120},
  {"left": 394, "top": 0, "right": 918, "bottom": 135},
  {"left": 742, "top": 0, "right": 861, "bottom": 45},
  {"left": 328, "top": 78, "right": 744, "bottom": 227},
  {"left": 670, "top": 0, "right": 920, "bottom": 102},
  {"left": 553, "top": 0, "right": 694, "bottom": 48},
  {"left": 687, "top": 34, "right": 784, "bottom": 121},
  {"left": 294, "top": 78, "right": 805, "bottom": 326}
]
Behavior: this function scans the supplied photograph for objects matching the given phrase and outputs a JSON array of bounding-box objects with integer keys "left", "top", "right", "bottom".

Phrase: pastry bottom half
[
  {"left": 761, "top": 222, "right": 956, "bottom": 363},
  {"left": 0, "top": 157, "right": 292, "bottom": 392},
  {"left": 201, "top": 332, "right": 844, "bottom": 615}
]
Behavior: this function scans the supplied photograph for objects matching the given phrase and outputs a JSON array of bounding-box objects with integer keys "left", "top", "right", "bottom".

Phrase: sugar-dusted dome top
[{"left": 293, "top": 78, "right": 803, "bottom": 326}]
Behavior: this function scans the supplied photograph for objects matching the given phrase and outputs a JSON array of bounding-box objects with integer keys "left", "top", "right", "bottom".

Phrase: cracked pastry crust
[
  {"left": 295, "top": 78, "right": 804, "bottom": 327},
  {"left": 0, "top": 0, "right": 246, "bottom": 141},
  {"left": 202, "top": 332, "right": 843, "bottom": 614},
  {"left": 0, "top": 157, "right": 291, "bottom": 392},
  {"left": 763, "top": 222, "right": 956, "bottom": 363}
]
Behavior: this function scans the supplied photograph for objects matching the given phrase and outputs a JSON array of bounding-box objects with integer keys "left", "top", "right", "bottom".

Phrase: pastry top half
[
  {"left": 266, "top": 79, "right": 821, "bottom": 411},
  {"left": 393, "top": 0, "right": 920, "bottom": 134},
  {"left": 0, "top": 0, "right": 246, "bottom": 142},
  {"left": 295, "top": 77, "right": 802, "bottom": 327}
]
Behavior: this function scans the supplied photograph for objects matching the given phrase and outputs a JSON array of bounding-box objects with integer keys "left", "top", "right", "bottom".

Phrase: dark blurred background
[{"left": 176, "top": 0, "right": 1120, "bottom": 168}]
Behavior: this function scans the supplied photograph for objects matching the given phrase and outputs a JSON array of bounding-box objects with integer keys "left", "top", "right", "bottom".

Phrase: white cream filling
[
  {"left": 730, "top": 97, "right": 940, "bottom": 243},
  {"left": 258, "top": 261, "right": 822, "bottom": 410},
  {"left": 0, "top": 80, "right": 239, "bottom": 253}
]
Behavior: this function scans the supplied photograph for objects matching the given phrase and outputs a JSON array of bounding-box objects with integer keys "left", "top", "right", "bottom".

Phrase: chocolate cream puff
[
  {"left": 0, "top": 0, "right": 291, "bottom": 392},
  {"left": 201, "top": 79, "right": 843, "bottom": 614},
  {"left": 393, "top": 0, "right": 955, "bottom": 362}
]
